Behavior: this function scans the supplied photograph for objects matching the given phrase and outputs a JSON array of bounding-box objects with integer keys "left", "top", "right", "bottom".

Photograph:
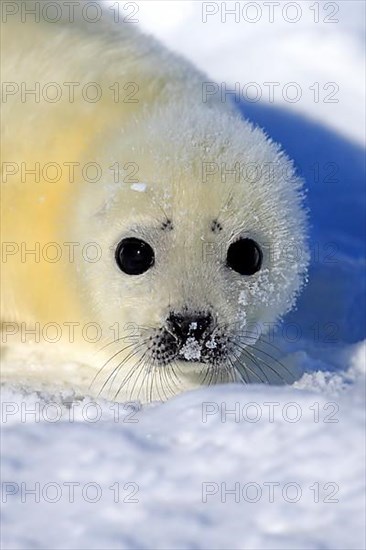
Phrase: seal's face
[
  {"left": 75, "top": 105, "right": 308, "bottom": 398},
  {"left": 112, "top": 220, "right": 264, "bottom": 370}
]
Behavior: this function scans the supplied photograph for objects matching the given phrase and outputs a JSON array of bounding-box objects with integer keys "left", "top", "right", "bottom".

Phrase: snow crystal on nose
[
  {"left": 179, "top": 337, "right": 201, "bottom": 361},
  {"left": 189, "top": 322, "right": 197, "bottom": 331},
  {"left": 205, "top": 336, "right": 217, "bottom": 349}
]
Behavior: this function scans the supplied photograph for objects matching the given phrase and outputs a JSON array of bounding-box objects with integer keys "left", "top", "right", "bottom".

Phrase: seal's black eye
[
  {"left": 226, "top": 238, "right": 262, "bottom": 275},
  {"left": 115, "top": 238, "right": 154, "bottom": 275}
]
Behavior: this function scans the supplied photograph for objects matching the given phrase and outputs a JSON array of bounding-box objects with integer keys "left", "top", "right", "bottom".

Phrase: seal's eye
[
  {"left": 226, "top": 238, "right": 262, "bottom": 275},
  {"left": 115, "top": 237, "right": 155, "bottom": 275}
]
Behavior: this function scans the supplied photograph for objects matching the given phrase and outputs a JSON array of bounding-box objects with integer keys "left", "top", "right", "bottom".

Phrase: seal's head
[{"left": 74, "top": 103, "right": 308, "bottom": 400}]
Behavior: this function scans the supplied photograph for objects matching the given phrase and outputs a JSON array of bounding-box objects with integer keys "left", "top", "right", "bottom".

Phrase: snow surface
[
  {"left": 1, "top": 359, "right": 365, "bottom": 550},
  {"left": 1, "top": 1, "right": 365, "bottom": 549},
  {"left": 135, "top": 0, "right": 366, "bottom": 146}
]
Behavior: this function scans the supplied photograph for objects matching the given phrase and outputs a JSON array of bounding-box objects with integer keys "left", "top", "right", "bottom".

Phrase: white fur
[{"left": 1, "top": 1, "right": 308, "bottom": 401}]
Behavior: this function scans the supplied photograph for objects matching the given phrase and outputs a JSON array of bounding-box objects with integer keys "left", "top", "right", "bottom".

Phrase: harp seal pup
[{"left": 1, "top": 1, "right": 308, "bottom": 402}]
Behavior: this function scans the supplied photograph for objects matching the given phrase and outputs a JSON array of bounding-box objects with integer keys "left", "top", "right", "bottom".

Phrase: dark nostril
[{"left": 168, "top": 312, "right": 213, "bottom": 340}]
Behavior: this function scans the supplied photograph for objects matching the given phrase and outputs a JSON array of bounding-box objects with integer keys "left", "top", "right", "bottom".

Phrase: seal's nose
[{"left": 167, "top": 312, "right": 213, "bottom": 341}]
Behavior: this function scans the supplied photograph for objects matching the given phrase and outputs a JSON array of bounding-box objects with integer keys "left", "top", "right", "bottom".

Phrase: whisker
[
  {"left": 242, "top": 342, "right": 292, "bottom": 382},
  {"left": 90, "top": 340, "right": 141, "bottom": 390},
  {"left": 199, "top": 362, "right": 214, "bottom": 387},
  {"left": 128, "top": 351, "right": 152, "bottom": 402},
  {"left": 162, "top": 362, "right": 182, "bottom": 396},
  {"left": 234, "top": 341, "right": 286, "bottom": 383},
  {"left": 227, "top": 356, "right": 248, "bottom": 384},
  {"left": 224, "top": 322, "right": 285, "bottom": 354},
  {"left": 115, "top": 350, "right": 150, "bottom": 401},
  {"left": 230, "top": 348, "right": 265, "bottom": 383},
  {"left": 96, "top": 341, "right": 148, "bottom": 396},
  {"left": 94, "top": 331, "right": 146, "bottom": 354}
]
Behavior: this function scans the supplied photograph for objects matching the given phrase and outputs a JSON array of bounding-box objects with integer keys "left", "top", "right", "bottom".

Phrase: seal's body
[{"left": 1, "top": 1, "right": 308, "bottom": 401}]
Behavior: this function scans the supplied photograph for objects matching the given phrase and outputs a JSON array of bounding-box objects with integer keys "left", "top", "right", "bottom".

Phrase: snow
[
  {"left": 1, "top": 361, "right": 365, "bottom": 550},
  {"left": 130, "top": 183, "right": 147, "bottom": 193},
  {"left": 134, "top": 0, "right": 366, "bottom": 146},
  {"left": 205, "top": 336, "right": 218, "bottom": 350},
  {"left": 179, "top": 337, "right": 202, "bottom": 361},
  {"left": 1, "top": 1, "right": 365, "bottom": 549}
]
